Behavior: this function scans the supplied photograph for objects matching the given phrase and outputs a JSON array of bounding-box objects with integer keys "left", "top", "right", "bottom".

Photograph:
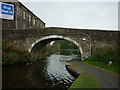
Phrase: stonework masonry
[{"left": 2, "top": 27, "right": 120, "bottom": 59}]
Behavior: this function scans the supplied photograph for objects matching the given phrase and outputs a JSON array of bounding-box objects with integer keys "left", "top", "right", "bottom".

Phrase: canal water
[{"left": 2, "top": 54, "right": 77, "bottom": 89}]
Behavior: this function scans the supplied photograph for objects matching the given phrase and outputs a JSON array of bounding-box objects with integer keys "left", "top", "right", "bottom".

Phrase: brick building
[{"left": 2, "top": 1, "right": 45, "bottom": 30}]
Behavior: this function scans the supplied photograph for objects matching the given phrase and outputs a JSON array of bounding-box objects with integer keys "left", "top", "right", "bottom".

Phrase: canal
[{"left": 2, "top": 54, "right": 77, "bottom": 89}]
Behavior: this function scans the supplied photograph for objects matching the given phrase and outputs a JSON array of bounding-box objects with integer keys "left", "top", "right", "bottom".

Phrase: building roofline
[
  {"left": 18, "top": 1, "right": 45, "bottom": 24},
  {"left": 45, "top": 27, "right": 119, "bottom": 32}
]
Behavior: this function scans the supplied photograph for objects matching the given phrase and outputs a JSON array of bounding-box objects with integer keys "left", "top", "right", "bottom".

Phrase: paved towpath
[{"left": 69, "top": 60, "right": 120, "bottom": 88}]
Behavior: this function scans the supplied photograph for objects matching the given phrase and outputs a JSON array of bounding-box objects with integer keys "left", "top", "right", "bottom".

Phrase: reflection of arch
[{"left": 29, "top": 35, "right": 83, "bottom": 57}]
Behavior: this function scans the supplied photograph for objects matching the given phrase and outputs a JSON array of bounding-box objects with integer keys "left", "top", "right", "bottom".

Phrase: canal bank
[{"left": 65, "top": 59, "right": 120, "bottom": 89}]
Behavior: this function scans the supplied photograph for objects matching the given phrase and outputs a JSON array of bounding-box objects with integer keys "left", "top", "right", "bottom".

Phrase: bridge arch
[{"left": 28, "top": 35, "right": 83, "bottom": 58}]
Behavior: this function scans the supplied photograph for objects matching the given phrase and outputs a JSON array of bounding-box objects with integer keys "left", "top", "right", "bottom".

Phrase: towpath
[{"left": 68, "top": 60, "right": 120, "bottom": 88}]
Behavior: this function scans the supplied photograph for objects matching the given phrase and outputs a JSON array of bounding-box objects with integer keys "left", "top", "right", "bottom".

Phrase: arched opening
[{"left": 29, "top": 35, "right": 83, "bottom": 59}]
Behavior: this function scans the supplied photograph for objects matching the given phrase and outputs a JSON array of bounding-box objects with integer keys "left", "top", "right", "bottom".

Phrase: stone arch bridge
[{"left": 2, "top": 27, "right": 119, "bottom": 59}]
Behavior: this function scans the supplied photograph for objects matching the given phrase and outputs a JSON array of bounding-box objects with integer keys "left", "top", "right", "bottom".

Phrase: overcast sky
[{"left": 19, "top": 0, "right": 118, "bottom": 30}]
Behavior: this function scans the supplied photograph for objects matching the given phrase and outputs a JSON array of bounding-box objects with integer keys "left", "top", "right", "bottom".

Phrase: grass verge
[
  {"left": 69, "top": 74, "right": 100, "bottom": 89},
  {"left": 67, "top": 60, "right": 100, "bottom": 89}
]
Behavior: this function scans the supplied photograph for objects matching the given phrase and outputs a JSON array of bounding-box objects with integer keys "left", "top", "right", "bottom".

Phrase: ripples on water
[{"left": 3, "top": 54, "right": 77, "bottom": 89}]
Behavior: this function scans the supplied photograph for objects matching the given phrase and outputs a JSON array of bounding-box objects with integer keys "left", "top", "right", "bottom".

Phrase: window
[
  {"left": 37, "top": 23, "right": 39, "bottom": 27},
  {"left": 33, "top": 19, "right": 35, "bottom": 25},
  {"left": 18, "top": 7, "right": 21, "bottom": 16},
  {"left": 23, "top": 11, "right": 25, "bottom": 19},
  {"left": 29, "top": 15, "right": 31, "bottom": 22},
  {"left": 23, "top": 22, "right": 26, "bottom": 29}
]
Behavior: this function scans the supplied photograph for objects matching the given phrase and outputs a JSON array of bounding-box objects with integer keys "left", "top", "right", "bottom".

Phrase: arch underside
[{"left": 29, "top": 35, "right": 83, "bottom": 57}]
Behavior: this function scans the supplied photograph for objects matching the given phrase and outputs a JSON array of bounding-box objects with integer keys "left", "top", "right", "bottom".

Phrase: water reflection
[{"left": 3, "top": 54, "right": 76, "bottom": 89}]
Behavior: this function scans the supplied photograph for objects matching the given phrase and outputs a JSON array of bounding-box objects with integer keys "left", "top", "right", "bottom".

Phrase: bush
[
  {"left": 91, "top": 46, "right": 120, "bottom": 63},
  {"left": 2, "top": 44, "right": 31, "bottom": 65},
  {"left": 83, "top": 45, "right": 120, "bottom": 74}
]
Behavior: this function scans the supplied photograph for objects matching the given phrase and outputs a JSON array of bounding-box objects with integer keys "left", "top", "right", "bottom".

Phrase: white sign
[{"left": 0, "top": 2, "right": 14, "bottom": 20}]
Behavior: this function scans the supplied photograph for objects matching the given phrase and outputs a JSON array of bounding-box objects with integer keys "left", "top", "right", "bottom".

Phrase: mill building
[{"left": 1, "top": 1, "right": 45, "bottom": 30}]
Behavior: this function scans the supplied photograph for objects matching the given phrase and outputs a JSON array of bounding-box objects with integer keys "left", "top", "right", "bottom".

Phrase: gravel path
[{"left": 71, "top": 60, "right": 120, "bottom": 88}]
